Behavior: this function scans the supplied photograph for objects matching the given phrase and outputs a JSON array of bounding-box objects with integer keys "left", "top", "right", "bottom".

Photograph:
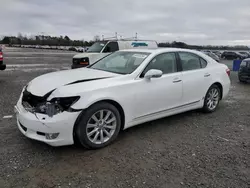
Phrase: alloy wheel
[
  {"left": 206, "top": 88, "right": 219, "bottom": 110},
  {"left": 86, "top": 110, "right": 117, "bottom": 145}
]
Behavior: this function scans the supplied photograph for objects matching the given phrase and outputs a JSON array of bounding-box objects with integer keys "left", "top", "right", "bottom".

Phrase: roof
[
  {"left": 101, "top": 39, "right": 157, "bottom": 42},
  {"left": 120, "top": 47, "right": 200, "bottom": 53}
]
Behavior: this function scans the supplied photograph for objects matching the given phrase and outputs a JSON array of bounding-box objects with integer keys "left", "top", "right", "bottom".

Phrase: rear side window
[
  {"left": 179, "top": 52, "right": 205, "bottom": 71},
  {"left": 200, "top": 58, "right": 207, "bottom": 68},
  {"left": 103, "top": 42, "right": 119, "bottom": 53}
]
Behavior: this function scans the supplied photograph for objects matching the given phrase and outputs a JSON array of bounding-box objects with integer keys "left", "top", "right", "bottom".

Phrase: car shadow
[
  {"left": 24, "top": 109, "right": 208, "bottom": 154},
  {"left": 116, "top": 109, "right": 205, "bottom": 142}
]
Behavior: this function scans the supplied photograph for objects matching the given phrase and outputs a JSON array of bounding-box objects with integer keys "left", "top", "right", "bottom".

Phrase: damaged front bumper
[{"left": 15, "top": 99, "right": 81, "bottom": 146}]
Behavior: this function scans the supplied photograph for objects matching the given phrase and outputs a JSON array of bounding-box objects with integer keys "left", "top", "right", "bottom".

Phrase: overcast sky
[{"left": 1, "top": 0, "right": 250, "bottom": 45}]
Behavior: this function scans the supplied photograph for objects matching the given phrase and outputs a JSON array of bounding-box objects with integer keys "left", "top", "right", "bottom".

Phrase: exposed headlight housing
[{"left": 35, "top": 96, "right": 80, "bottom": 117}]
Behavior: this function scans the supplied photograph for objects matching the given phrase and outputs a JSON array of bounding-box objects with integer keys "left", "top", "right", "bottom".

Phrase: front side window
[
  {"left": 102, "top": 42, "right": 119, "bottom": 53},
  {"left": 89, "top": 51, "right": 150, "bottom": 74},
  {"left": 87, "top": 42, "right": 107, "bottom": 53},
  {"left": 240, "top": 61, "right": 250, "bottom": 67},
  {"left": 142, "top": 53, "right": 177, "bottom": 76},
  {"left": 179, "top": 52, "right": 202, "bottom": 71}
]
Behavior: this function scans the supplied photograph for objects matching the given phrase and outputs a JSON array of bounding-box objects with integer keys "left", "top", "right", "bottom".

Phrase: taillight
[{"left": 226, "top": 68, "right": 230, "bottom": 76}]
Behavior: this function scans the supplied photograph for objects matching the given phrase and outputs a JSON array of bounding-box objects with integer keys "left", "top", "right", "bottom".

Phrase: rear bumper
[
  {"left": 0, "top": 62, "right": 6, "bottom": 70},
  {"left": 222, "top": 79, "right": 231, "bottom": 99}
]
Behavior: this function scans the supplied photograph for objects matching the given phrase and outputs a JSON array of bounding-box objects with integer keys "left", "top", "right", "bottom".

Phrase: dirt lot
[{"left": 0, "top": 47, "right": 249, "bottom": 188}]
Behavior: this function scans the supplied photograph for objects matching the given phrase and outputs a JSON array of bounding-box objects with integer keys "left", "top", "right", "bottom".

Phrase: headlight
[
  {"left": 50, "top": 96, "right": 80, "bottom": 110},
  {"left": 36, "top": 96, "right": 80, "bottom": 117}
]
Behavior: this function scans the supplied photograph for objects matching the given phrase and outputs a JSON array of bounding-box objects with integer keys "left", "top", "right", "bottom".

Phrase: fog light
[{"left": 45, "top": 133, "right": 59, "bottom": 140}]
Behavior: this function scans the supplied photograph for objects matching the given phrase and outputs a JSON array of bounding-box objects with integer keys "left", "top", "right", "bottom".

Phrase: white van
[{"left": 71, "top": 40, "right": 158, "bottom": 69}]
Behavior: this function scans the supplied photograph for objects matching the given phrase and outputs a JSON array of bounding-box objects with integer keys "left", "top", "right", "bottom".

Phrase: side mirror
[{"left": 144, "top": 69, "right": 163, "bottom": 79}]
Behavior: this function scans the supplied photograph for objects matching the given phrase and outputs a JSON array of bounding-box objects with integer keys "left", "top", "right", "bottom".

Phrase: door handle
[
  {"left": 204, "top": 73, "right": 210, "bottom": 77},
  {"left": 173, "top": 78, "right": 182, "bottom": 83}
]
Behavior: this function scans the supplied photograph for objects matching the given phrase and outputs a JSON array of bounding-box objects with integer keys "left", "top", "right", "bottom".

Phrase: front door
[{"left": 134, "top": 52, "right": 183, "bottom": 118}]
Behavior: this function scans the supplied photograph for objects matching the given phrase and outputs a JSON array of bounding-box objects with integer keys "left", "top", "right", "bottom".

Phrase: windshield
[
  {"left": 241, "top": 60, "right": 250, "bottom": 67},
  {"left": 89, "top": 51, "right": 150, "bottom": 74},
  {"left": 87, "top": 42, "right": 107, "bottom": 53}
]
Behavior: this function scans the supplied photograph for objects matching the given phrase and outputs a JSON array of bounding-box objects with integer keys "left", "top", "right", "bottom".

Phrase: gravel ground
[{"left": 0, "top": 48, "right": 249, "bottom": 188}]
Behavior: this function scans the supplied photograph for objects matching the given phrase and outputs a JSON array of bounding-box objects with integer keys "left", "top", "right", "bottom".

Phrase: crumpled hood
[{"left": 27, "top": 68, "right": 119, "bottom": 96}]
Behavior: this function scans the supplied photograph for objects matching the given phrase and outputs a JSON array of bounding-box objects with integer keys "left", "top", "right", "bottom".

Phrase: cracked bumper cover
[{"left": 15, "top": 99, "right": 81, "bottom": 146}]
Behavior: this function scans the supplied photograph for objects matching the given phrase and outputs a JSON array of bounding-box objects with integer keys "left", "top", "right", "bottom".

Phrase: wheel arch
[
  {"left": 211, "top": 82, "right": 223, "bottom": 100},
  {"left": 73, "top": 99, "right": 126, "bottom": 144}
]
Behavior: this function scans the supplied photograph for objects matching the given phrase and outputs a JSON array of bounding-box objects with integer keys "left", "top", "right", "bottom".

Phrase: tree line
[
  {"left": 158, "top": 41, "right": 250, "bottom": 50},
  {"left": 0, "top": 34, "right": 249, "bottom": 50},
  {"left": 0, "top": 34, "right": 95, "bottom": 47}
]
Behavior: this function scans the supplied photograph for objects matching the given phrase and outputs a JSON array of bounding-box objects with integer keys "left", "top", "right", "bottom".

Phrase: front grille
[
  {"left": 22, "top": 89, "right": 45, "bottom": 107},
  {"left": 37, "top": 131, "right": 45, "bottom": 136},
  {"left": 72, "top": 57, "right": 89, "bottom": 66},
  {"left": 72, "top": 58, "right": 80, "bottom": 65}
]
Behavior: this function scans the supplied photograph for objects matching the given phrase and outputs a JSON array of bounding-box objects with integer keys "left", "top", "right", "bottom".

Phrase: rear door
[{"left": 178, "top": 52, "right": 211, "bottom": 105}]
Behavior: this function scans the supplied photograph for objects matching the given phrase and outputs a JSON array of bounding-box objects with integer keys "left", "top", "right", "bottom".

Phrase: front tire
[
  {"left": 202, "top": 85, "right": 221, "bottom": 113},
  {"left": 239, "top": 76, "right": 247, "bottom": 83},
  {"left": 75, "top": 102, "right": 121, "bottom": 149}
]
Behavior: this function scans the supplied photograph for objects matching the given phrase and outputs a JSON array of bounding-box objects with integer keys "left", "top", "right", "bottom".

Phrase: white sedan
[{"left": 15, "top": 48, "right": 231, "bottom": 149}]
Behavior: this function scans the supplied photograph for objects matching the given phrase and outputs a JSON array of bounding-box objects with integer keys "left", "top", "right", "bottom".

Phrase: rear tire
[
  {"left": 75, "top": 102, "right": 121, "bottom": 149},
  {"left": 202, "top": 85, "right": 221, "bottom": 113}
]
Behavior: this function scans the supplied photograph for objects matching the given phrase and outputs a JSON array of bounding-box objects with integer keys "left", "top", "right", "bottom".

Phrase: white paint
[
  {"left": 5, "top": 57, "right": 61, "bottom": 59},
  {"left": 5, "top": 64, "right": 70, "bottom": 72},
  {"left": 15, "top": 48, "right": 231, "bottom": 147},
  {"left": 5, "top": 52, "right": 76, "bottom": 55},
  {"left": 7, "top": 64, "right": 50, "bottom": 67},
  {"left": 3, "top": 115, "right": 13, "bottom": 119},
  {"left": 5, "top": 68, "right": 59, "bottom": 72}
]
